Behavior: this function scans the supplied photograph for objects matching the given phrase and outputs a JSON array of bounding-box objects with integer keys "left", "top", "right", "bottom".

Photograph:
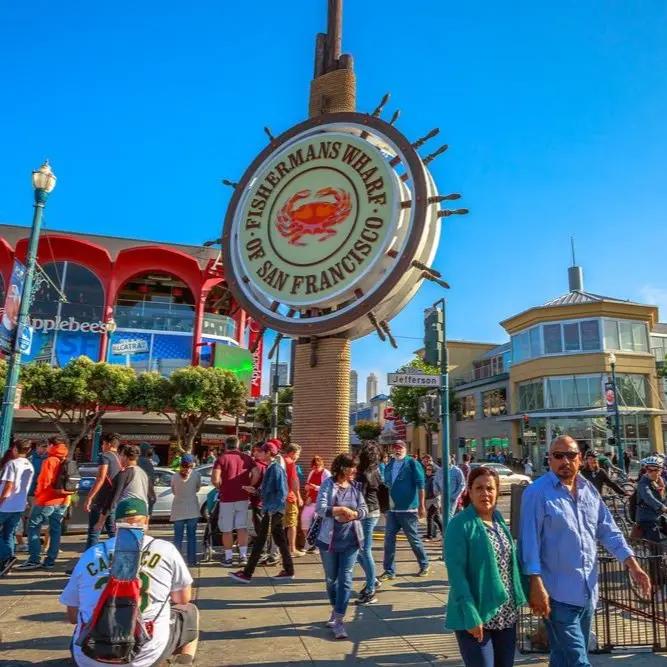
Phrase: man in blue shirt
[{"left": 519, "top": 435, "right": 650, "bottom": 666}]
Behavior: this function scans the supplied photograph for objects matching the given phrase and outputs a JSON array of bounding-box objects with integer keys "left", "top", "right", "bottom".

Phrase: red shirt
[
  {"left": 213, "top": 451, "right": 255, "bottom": 503},
  {"left": 250, "top": 459, "right": 267, "bottom": 508},
  {"left": 307, "top": 468, "right": 326, "bottom": 503},
  {"left": 284, "top": 456, "right": 298, "bottom": 504}
]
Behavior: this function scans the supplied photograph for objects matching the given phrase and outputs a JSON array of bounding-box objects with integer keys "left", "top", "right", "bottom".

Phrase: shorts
[
  {"left": 218, "top": 500, "right": 248, "bottom": 533},
  {"left": 283, "top": 501, "right": 298, "bottom": 529},
  {"left": 156, "top": 603, "right": 199, "bottom": 662}
]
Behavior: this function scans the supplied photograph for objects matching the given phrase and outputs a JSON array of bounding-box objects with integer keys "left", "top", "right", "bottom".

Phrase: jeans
[
  {"left": 455, "top": 626, "right": 516, "bottom": 667},
  {"left": 173, "top": 517, "right": 199, "bottom": 566},
  {"left": 319, "top": 546, "right": 359, "bottom": 615},
  {"left": 382, "top": 511, "right": 429, "bottom": 575},
  {"left": 638, "top": 521, "right": 662, "bottom": 543},
  {"left": 0, "top": 511, "right": 23, "bottom": 561},
  {"left": 426, "top": 503, "right": 443, "bottom": 538},
  {"left": 28, "top": 504, "right": 67, "bottom": 565},
  {"left": 357, "top": 515, "right": 379, "bottom": 592},
  {"left": 86, "top": 506, "right": 116, "bottom": 549},
  {"left": 545, "top": 598, "right": 594, "bottom": 667},
  {"left": 244, "top": 511, "right": 294, "bottom": 577}
]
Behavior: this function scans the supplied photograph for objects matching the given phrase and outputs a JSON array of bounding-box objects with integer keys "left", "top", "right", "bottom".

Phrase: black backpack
[{"left": 54, "top": 454, "right": 80, "bottom": 493}]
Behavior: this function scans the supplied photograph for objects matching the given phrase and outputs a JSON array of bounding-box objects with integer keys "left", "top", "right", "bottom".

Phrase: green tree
[
  {"left": 254, "top": 387, "right": 293, "bottom": 439},
  {"left": 20, "top": 356, "right": 136, "bottom": 448},
  {"left": 353, "top": 420, "right": 382, "bottom": 443},
  {"left": 389, "top": 357, "right": 441, "bottom": 449},
  {"left": 130, "top": 366, "right": 247, "bottom": 452}
]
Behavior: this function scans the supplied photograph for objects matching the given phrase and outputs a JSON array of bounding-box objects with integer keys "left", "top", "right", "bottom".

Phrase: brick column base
[{"left": 291, "top": 338, "right": 351, "bottom": 466}]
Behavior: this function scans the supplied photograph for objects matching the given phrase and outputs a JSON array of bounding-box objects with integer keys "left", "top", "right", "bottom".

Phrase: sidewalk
[{"left": 1, "top": 529, "right": 666, "bottom": 666}]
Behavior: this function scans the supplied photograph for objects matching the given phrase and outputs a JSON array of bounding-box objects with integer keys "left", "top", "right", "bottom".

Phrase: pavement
[{"left": 1, "top": 518, "right": 667, "bottom": 666}]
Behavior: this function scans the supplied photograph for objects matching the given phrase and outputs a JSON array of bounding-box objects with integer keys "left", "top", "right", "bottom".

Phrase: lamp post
[
  {"left": 607, "top": 352, "right": 624, "bottom": 472},
  {"left": 0, "top": 161, "right": 57, "bottom": 455}
]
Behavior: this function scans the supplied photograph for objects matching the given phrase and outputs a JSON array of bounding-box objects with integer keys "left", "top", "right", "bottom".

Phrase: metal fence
[{"left": 518, "top": 541, "right": 667, "bottom": 654}]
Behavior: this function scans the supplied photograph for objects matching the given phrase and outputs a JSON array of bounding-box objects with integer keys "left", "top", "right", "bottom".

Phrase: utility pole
[
  {"left": 607, "top": 352, "right": 625, "bottom": 472},
  {"left": 271, "top": 342, "right": 281, "bottom": 439}
]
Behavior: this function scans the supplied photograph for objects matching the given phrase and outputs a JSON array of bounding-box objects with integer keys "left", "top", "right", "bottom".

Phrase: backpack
[
  {"left": 77, "top": 530, "right": 165, "bottom": 664},
  {"left": 54, "top": 456, "right": 80, "bottom": 493}
]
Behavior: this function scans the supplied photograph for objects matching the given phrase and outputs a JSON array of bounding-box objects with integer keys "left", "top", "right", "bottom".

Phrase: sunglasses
[
  {"left": 550, "top": 451, "right": 579, "bottom": 461},
  {"left": 646, "top": 466, "right": 660, "bottom": 472}
]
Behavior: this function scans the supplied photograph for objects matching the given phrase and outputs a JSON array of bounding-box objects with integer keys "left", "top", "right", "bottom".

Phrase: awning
[{"left": 498, "top": 407, "right": 667, "bottom": 421}]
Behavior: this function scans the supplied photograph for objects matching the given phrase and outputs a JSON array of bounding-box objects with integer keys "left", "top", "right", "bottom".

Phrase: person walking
[
  {"left": 229, "top": 441, "right": 295, "bottom": 583},
  {"left": 313, "top": 453, "right": 368, "bottom": 639},
  {"left": 84, "top": 432, "right": 122, "bottom": 549},
  {"left": 0, "top": 440, "right": 34, "bottom": 575},
  {"left": 459, "top": 453, "right": 471, "bottom": 481},
  {"left": 581, "top": 450, "right": 628, "bottom": 496},
  {"left": 445, "top": 466, "right": 526, "bottom": 667},
  {"left": 171, "top": 454, "right": 201, "bottom": 567},
  {"left": 302, "top": 456, "right": 331, "bottom": 554},
  {"left": 379, "top": 440, "right": 429, "bottom": 581},
  {"left": 446, "top": 463, "right": 466, "bottom": 517},
  {"left": 424, "top": 463, "right": 443, "bottom": 541},
  {"left": 17, "top": 436, "right": 73, "bottom": 571},
  {"left": 355, "top": 443, "right": 383, "bottom": 605},
  {"left": 138, "top": 443, "right": 157, "bottom": 516},
  {"left": 211, "top": 436, "right": 257, "bottom": 567},
  {"left": 282, "top": 443, "right": 304, "bottom": 557},
  {"left": 519, "top": 435, "right": 651, "bottom": 666},
  {"left": 635, "top": 455, "right": 667, "bottom": 543}
]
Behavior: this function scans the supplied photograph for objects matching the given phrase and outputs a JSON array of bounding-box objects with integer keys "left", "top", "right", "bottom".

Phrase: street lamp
[
  {"left": 0, "top": 161, "right": 57, "bottom": 455},
  {"left": 606, "top": 351, "right": 625, "bottom": 472}
]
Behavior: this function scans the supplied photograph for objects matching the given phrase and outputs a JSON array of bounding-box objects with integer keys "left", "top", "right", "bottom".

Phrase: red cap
[{"left": 261, "top": 442, "right": 279, "bottom": 456}]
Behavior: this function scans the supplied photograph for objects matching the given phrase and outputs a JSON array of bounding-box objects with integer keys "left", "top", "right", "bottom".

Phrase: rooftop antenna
[
  {"left": 570, "top": 236, "right": 576, "bottom": 267},
  {"left": 568, "top": 236, "right": 584, "bottom": 292}
]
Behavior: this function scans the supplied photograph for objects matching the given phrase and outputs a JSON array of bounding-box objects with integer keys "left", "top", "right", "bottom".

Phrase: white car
[
  {"left": 151, "top": 465, "right": 215, "bottom": 520},
  {"left": 470, "top": 462, "right": 531, "bottom": 494}
]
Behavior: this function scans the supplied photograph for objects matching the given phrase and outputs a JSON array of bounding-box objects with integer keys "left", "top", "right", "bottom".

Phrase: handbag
[{"left": 306, "top": 481, "right": 333, "bottom": 547}]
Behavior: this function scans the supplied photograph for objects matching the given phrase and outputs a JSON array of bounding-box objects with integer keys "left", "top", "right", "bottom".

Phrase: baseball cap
[
  {"left": 115, "top": 498, "right": 148, "bottom": 521},
  {"left": 181, "top": 453, "right": 195, "bottom": 465},
  {"left": 261, "top": 442, "right": 279, "bottom": 456},
  {"left": 392, "top": 440, "right": 407, "bottom": 449}
]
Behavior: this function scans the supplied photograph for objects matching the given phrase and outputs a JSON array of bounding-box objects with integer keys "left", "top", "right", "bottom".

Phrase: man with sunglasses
[
  {"left": 635, "top": 455, "right": 667, "bottom": 543},
  {"left": 519, "top": 435, "right": 650, "bottom": 666}
]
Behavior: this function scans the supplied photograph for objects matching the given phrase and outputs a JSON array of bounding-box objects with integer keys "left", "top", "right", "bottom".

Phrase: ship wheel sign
[{"left": 222, "top": 110, "right": 466, "bottom": 341}]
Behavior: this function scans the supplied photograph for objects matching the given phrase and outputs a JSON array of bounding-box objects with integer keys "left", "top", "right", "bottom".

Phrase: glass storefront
[
  {"left": 107, "top": 330, "right": 192, "bottom": 375},
  {"left": 23, "top": 261, "right": 105, "bottom": 365}
]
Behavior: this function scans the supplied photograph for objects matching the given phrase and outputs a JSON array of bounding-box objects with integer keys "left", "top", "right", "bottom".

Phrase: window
[
  {"left": 512, "top": 331, "right": 531, "bottom": 363},
  {"left": 616, "top": 374, "right": 647, "bottom": 407},
  {"left": 461, "top": 395, "right": 476, "bottom": 421},
  {"left": 518, "top": 380, "right": 544, "bottom": 412},
  {"left": 581, "top": 320, "right": 601, "bottom": 351},
  {"left": 604, "top": 319, "right": 649, "bottom": 353},
  {"left": 563, "top": 322, "right": 580, "bottom": 352},
  {"left": 482, "top": 388, "right": 507, "bottom": 417},
  {"left": 543, "top": 324, "right": 562, "bottom": 354},
  {"left": 545, "top": 376, "right": 602, "bottom": 408}
]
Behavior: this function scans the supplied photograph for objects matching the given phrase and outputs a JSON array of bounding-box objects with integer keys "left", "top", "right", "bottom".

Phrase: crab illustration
[{"left": 276, "top": 187, "right": 352, "bottom": 246}]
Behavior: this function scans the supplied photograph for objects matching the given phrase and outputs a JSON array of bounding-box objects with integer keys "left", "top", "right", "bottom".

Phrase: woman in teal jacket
[{"left": 445, "top": 466, "right": 526, "bottom": 667}]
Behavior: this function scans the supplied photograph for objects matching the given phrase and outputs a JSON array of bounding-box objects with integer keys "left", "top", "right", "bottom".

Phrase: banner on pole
[
  {"left": 605, "top": 382, "right": 616, "bottom": 413},
  {"left": 0, "top": 259, "right": 27, "bottom": 353}
]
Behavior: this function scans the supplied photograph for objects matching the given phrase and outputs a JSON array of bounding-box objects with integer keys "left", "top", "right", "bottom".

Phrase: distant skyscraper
[
  {"left": 366, "top": 372, "right": 378, "bottom": 403},
  {"left": 270, "top": 362, "right": 289, "bottom": 390},
  {"left": 349, "top": 370, "right": 358, "bottom": 408}
]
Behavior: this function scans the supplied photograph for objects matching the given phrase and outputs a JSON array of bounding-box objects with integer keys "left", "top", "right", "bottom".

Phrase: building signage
[
  {"left": 605, "top": 382, "right": 617, "bottom": 413},
  {"left": 222, "top": 112, "right": 447, "bottom": 339},
  {"left": 30, "top": 316, "right": 112, "bottom": 333},
  {"left": 111, "top": 338, "right": 150, "bottom": 356},
  {"left": 387, "top": 372, "right": 441, "bottom": 388},
  {"left": 17, "top": 324, "right": 33, "bottom": 355},
  {"left": 0, "top": 259, "right": 26, "bottom": 353},
  {"left": 248, "top": 319, "right": 263, "bottom": 398}
]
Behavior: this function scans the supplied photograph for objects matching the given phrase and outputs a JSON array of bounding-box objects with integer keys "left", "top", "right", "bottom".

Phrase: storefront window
[
  {"left": 107, "top": 331, "right": 192, "bottom": 376},
  {"left": 518, "top": 379, "right": 544, "bottom": 412},
  {"left": 650, "top": 335, "right": 667, "bottom": 362},
  {"left": 482, "top": 388, "right": 507, "bottom": 417},
  {"left": 545, "top": 375, "right": 602, "bottom": 409},
  {"left": 616, "top": 374, "right": 648, "bottom": 407},
  {"left": 461, "top": 395, "right": 476, "bottom": 421},
  {"left": 24, "top": 261, "right": 105, "bottom": 366}
]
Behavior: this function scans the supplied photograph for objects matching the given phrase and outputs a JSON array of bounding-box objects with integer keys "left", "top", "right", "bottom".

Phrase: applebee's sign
[{"left": 30, "top": 316, "right": 113, "bottom": 334}]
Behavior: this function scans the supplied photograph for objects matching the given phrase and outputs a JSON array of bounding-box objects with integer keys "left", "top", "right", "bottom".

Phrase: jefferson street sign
[{"left": 387, "top": 373, "right": 441, "bottom": 388}]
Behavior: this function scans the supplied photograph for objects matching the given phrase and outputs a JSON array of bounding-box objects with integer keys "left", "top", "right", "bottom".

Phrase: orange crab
[{"left": 276, "top": 187, "right": 352, "bottom": 246}]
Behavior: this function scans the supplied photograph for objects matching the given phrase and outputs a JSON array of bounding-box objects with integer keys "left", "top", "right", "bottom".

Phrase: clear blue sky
[{"left": 2, "top": 1, "right": 666, "bottom": 396}]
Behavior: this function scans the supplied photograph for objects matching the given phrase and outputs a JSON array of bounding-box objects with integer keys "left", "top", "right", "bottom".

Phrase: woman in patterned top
[{"left": 444, "top": 466, "right": 526, "bottom": 667}]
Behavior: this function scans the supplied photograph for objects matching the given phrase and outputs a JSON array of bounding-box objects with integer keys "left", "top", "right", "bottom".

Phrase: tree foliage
[
  {"left": 129, "top": 365, "right": 247, "bottom": 452},
  {"left": 20, "top": 356, "right": 136, "bottom": 448},
  {"left": 255, "top": 387, "right": 293, "bottom": 438},
  {"left": 353, "top": 420, "right": 382, "bottom": 442}
]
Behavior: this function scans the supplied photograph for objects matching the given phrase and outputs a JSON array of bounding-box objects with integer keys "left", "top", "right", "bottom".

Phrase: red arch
[{"left": 110, "top": 246, "right": 204, "bottom": 304}]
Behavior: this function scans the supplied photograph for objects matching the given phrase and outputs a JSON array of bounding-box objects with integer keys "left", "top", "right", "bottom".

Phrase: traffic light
[
  {"left": 607, "top": 436, "right": 616, "bottom": 446},
  {"left": 605, "top": 416, "right": 613, "bottom": 430},
  {"left": 245, "top": 399, "right": 257, "bottom": 423},
  {"left": 424, "top": 307, "right": 444, "bottom": 367}
]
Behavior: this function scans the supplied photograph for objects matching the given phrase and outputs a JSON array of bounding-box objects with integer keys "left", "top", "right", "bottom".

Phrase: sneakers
[
  {"left": 222, "top": 558, "right": 235, "bottom": 568},
  {"left": 417, "top": 565, "right": 431, "bottom": 578},
  {"left": 377, "top": 571, "right": 395, "bottom": 582},
  {"left": 16, "top": 560, "right": 42, "bottom": 571},
  {"left": 42, "top": 562, "right": 55, "bottom": 570},
  {"left": 332, "top": 618, "right": 348, "bottom": 640},
  {"left": 305, "top": 545, "right": 317, "bottom": 554},
  {"left": 356, "top": 590, "right": 378, "bottom": 605},
  {"left": 264, "top": 555, "right": 279, "bottom": 567},
  {"left": 325, "top": 611, "right": 336, "bottom": 628},
  {"left": 15, "top": 544, "right": 28, "bottom": 553},
  {"left": 374, "top": 577, "right": 382, "bottom": 590},
  {"left": 238, "top": 556, "right": 248, "bottom": 568},
  {"left": 272, "top": 570, "right": 294, "bottom": 581},
  {"left": 0, "top": 556, "right": 17, "bottom": 576},
  {"left": 229, "top": 570, "right": 252, "bottom": 584},
  {"left": 291, "top": 550, "right": 306, "bottom": 558}
]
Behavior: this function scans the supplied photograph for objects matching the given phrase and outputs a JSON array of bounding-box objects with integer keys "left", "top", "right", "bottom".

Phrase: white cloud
[{"left": 638, "top": 285, "right": 667, "bottom": 321}]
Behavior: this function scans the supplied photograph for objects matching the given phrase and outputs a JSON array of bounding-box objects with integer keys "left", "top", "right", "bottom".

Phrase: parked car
[{"left": 470, "top": 462, "right": 531, "bottom": 494}]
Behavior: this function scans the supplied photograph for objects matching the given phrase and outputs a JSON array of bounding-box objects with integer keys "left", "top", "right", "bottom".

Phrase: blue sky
[{"left": 1, "top": 1, "right": 666, "bottom": 396}]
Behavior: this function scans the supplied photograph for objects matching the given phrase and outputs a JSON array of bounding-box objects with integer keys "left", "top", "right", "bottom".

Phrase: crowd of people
[{"left": 1, "top": 430, "right": 666, "bottom": 665}]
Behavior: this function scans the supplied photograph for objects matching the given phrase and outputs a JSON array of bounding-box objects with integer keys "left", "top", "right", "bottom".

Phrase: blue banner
[{"left": 0, "top": 259, "right": 27, "bottom": 353}]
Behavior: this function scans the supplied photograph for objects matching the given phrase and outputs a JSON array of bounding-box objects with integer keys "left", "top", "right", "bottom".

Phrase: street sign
[
  {"left": 387, "top": 372, "right": 441, "bottom": 388},
  {"left": 13, "top": 384, "right": 22, "bottom": 410}
]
